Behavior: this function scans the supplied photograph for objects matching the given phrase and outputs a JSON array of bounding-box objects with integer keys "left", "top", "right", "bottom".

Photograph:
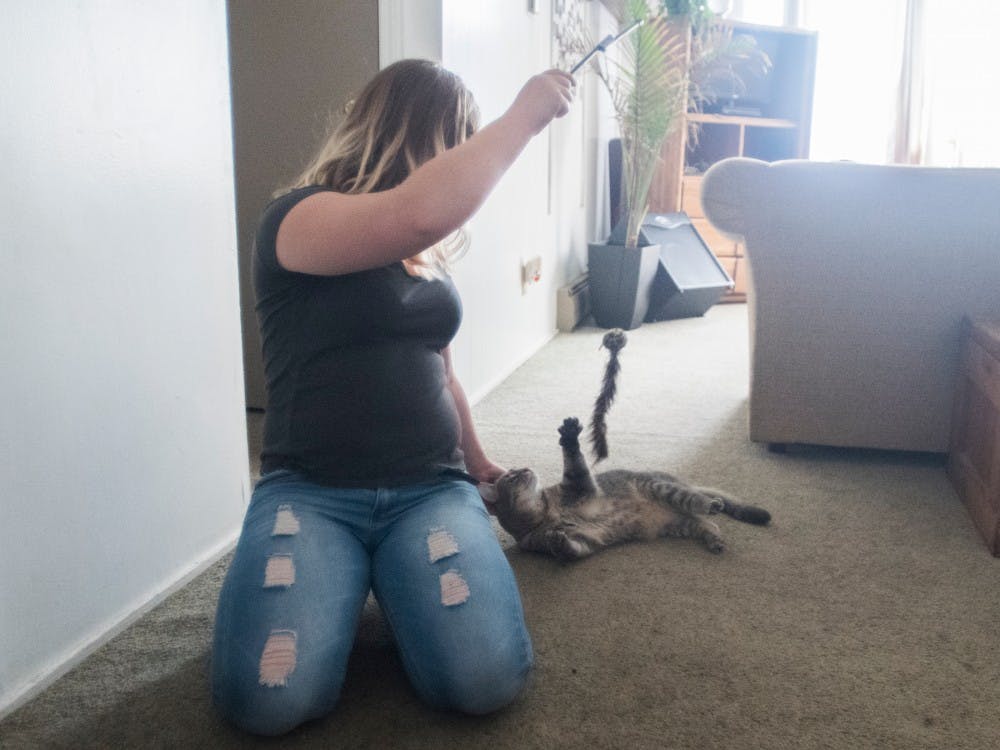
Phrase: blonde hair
[{"left": 284, "top": 59, "right": 480, "bottom": 277}]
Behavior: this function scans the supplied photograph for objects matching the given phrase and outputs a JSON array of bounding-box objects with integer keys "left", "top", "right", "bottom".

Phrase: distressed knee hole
[
  {"left": 258, "top": 630, "right": 297, "bottom": 687},
  {"left": 272, "top": 504, "right": 300, "bottom": 536},
  {"left": 263, "top": 554, "right": 295, "bottom": 588},
  {"left": 427, "top": 528, "right": 460, "bottom": 563},
  {"left": 439, "top": 570, "right": 470, "bottom": 606}
]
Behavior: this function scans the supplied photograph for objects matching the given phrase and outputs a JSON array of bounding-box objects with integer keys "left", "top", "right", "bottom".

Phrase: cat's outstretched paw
[
  {"left": 706, "top": 536, "right": 726, "bottom": 554},
  {"left": 545, "top": 529, "right": 588, "bottom": 561},
  {"left": 558, "top": 417, "right": 583, "bottom": 448}
]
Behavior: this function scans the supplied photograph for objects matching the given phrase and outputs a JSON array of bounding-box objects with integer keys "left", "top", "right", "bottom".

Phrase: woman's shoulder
[
  {"left": 264, "top": 185, "right": 334, "bottom": 223},
  {"left": 255, "top": 185, "right": 335, "bottom": 274}
]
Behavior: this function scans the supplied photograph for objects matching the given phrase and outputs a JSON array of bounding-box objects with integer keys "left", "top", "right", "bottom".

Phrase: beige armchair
[{"left": 700, "top": 157, "right": 1000, "bottom": 452}]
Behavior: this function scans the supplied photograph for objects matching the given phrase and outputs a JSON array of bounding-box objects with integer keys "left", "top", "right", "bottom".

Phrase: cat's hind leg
[
  {"left": 660, "top": 517, "right": 725, "bottom": 554},
  {"left": 645, "top": 478, "right": 724, "bottom": 517},
  {"left": 692, "top": 486, "right": 771, "bottom": 526}
]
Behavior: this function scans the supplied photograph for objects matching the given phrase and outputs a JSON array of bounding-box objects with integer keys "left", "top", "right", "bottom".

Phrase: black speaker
[{"left": 609, "top": 212, "right": 733, "bottom": 321}]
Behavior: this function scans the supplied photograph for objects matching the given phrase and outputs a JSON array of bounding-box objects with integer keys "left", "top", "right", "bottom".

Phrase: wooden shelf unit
[{"left": 648, "top": 21, "right": 818, "bottom": 303}]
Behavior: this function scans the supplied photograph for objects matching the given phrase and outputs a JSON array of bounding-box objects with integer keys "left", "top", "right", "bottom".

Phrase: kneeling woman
[{"left": 211, "top": 59, "right": 575, "bottom": 736}]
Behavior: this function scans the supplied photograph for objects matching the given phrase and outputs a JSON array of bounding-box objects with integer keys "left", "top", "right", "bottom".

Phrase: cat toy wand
[{"left": 568, "top": 18, "right": 644, "bottom": 75}]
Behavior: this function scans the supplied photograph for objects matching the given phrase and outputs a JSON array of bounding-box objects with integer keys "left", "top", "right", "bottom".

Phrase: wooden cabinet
[
  {"left": 681, "top": 172, "right": 749, "bottom": 298},
  {"left": 649, "top": 21, "right": 818, "bottom": 303},
  {"left": 948, "top": 319, "right": 1000, "bottom": 556}
]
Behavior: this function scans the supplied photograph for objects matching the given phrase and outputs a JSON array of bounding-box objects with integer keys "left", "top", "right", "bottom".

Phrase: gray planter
[{"left": 587, "top": 241, "right": 660, "bottom": 330}]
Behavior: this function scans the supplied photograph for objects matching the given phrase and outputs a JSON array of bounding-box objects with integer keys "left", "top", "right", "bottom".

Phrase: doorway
[{"left": 226, "top": 1, "right": 380, "bottom": 477}]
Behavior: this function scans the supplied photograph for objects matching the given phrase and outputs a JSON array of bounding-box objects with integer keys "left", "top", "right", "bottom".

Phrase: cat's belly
[
  {"left": 577, "top": 494, "right": 678, "bottom": 540},
  {"left": 634, "top": 501, "right": 678, "bottom": 540}
]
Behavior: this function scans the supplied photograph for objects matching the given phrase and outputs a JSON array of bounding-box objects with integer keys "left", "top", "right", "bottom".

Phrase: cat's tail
[
  {"left": 589, "top": 329, "right": 627, "bottom": 463},
  {"left": 720, "top": 499, "right": 771, "bottom": 526}
]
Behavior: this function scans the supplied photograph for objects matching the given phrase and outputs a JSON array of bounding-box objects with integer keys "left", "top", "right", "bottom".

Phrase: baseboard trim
[{"left": 0, "top": 529, "right": 241, "bottom": 721}]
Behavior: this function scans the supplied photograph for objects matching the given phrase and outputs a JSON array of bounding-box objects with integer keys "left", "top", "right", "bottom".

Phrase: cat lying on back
[
  {"left": 482, "top": 330, "right": 770, "bottom": 560},
  {"left": 485, "top": 417, "right": 770, "bottom": 560}
]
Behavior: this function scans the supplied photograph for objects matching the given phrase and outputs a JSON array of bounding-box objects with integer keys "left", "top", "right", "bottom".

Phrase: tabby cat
[{"left": 483, "top": 331, "right": 771, "bottom": 561}]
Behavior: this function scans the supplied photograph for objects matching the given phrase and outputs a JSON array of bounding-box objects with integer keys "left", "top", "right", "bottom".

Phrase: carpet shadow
[
  {"left": 14, "top": 587, "right": 539, "bottom": 749},
  {"left": 665, "top": 398, "right": 948, "bottom": 487}
]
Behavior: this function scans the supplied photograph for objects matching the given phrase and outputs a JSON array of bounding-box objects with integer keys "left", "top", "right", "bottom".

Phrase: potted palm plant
[
  {"left": 573, "top": 0, "right": 764, "bottom": 329},
  {"left": 582, "top": 0, "right": 688, "bottom": 329}
]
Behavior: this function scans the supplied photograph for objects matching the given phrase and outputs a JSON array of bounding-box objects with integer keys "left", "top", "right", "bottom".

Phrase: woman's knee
[
  {"left": 421, "top": 639, "right": 534, "bottom": 715},
  {"left": 212, "top": 675, "right": 340, "bottom": 737},
  {"left": 211, "top": 629, "right": 346, "bottom": 737},
  {"left": 215, "top": 702, "right": 312, "bottom": 738}
]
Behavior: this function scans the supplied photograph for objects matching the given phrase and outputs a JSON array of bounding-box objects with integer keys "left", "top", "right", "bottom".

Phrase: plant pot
[{"left": 587, "top": 241, "right": 661, "bottom": 330}]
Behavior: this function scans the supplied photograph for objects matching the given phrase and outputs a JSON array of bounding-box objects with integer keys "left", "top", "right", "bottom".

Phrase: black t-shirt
[{"left": 253, "top": 186, "right": 465, "bottom": 487}]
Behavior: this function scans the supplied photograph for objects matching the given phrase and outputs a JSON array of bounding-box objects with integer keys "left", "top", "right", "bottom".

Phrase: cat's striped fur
[
  {"left": 489, "top": 417, "right": 770, "bottom": 560},
  {"left": 486, "top": 328, "right": 769, "bottom": 560}
]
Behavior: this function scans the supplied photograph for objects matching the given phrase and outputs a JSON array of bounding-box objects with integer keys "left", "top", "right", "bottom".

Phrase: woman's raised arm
[{"left": 276, "top": 70, "right": 575, "bottom": 276}]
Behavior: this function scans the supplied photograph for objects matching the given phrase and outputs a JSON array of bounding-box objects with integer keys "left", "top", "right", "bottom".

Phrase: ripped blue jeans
[{"left": 210, "top": 469, "right": 534, "bottom": 736}]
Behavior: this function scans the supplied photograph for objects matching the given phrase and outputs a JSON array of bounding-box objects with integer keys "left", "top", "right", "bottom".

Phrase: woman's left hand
[
  {"left": 469, "top": 458, "right": 505, "bottom": 515},
  {"left": 467, "top": 457, "right": 506, "bottom": 485}
]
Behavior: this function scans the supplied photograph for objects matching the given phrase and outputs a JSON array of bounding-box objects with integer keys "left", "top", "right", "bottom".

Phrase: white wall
[
  {"left": 437, "top": 0, "right": 614, "bottom": 401},
  {"left": 0, "top": 1, "right": 248, "bottom": 715},
  {"left": 379, "top": 0, "right": 443, "bottom": 66}
]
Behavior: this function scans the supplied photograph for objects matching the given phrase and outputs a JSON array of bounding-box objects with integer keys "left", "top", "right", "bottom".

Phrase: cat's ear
[{"left": 477, "top": 482, "right": 498, "bottom": 507}]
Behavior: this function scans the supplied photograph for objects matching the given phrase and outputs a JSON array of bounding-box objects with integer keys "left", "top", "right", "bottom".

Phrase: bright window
[
  {"left": 921, "top": 0, "right": 1000, "bottom": 166},
  {"left": 747, "top": 0, "right": 1000, "bottom": 166},
  {"left": 730, "top": 0, "right": 784, "bottom": 26},
  {"left": 800, "top": 0, "right": 908, "bottom": 163}
]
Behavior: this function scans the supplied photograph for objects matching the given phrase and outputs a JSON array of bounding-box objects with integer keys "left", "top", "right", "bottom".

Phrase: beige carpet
[{"left": 3, "top": 304, "right": 998, "bottom": 750}]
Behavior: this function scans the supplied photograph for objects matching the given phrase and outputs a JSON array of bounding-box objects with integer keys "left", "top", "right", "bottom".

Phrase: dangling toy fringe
[{"left": 588, "top": 328, "right": 627, "bottom": 462}]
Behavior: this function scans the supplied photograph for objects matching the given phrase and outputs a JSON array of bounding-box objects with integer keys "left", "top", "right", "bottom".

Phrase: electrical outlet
[{"left": 521, "top": 256, "right": 542, "bottom": 294}]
